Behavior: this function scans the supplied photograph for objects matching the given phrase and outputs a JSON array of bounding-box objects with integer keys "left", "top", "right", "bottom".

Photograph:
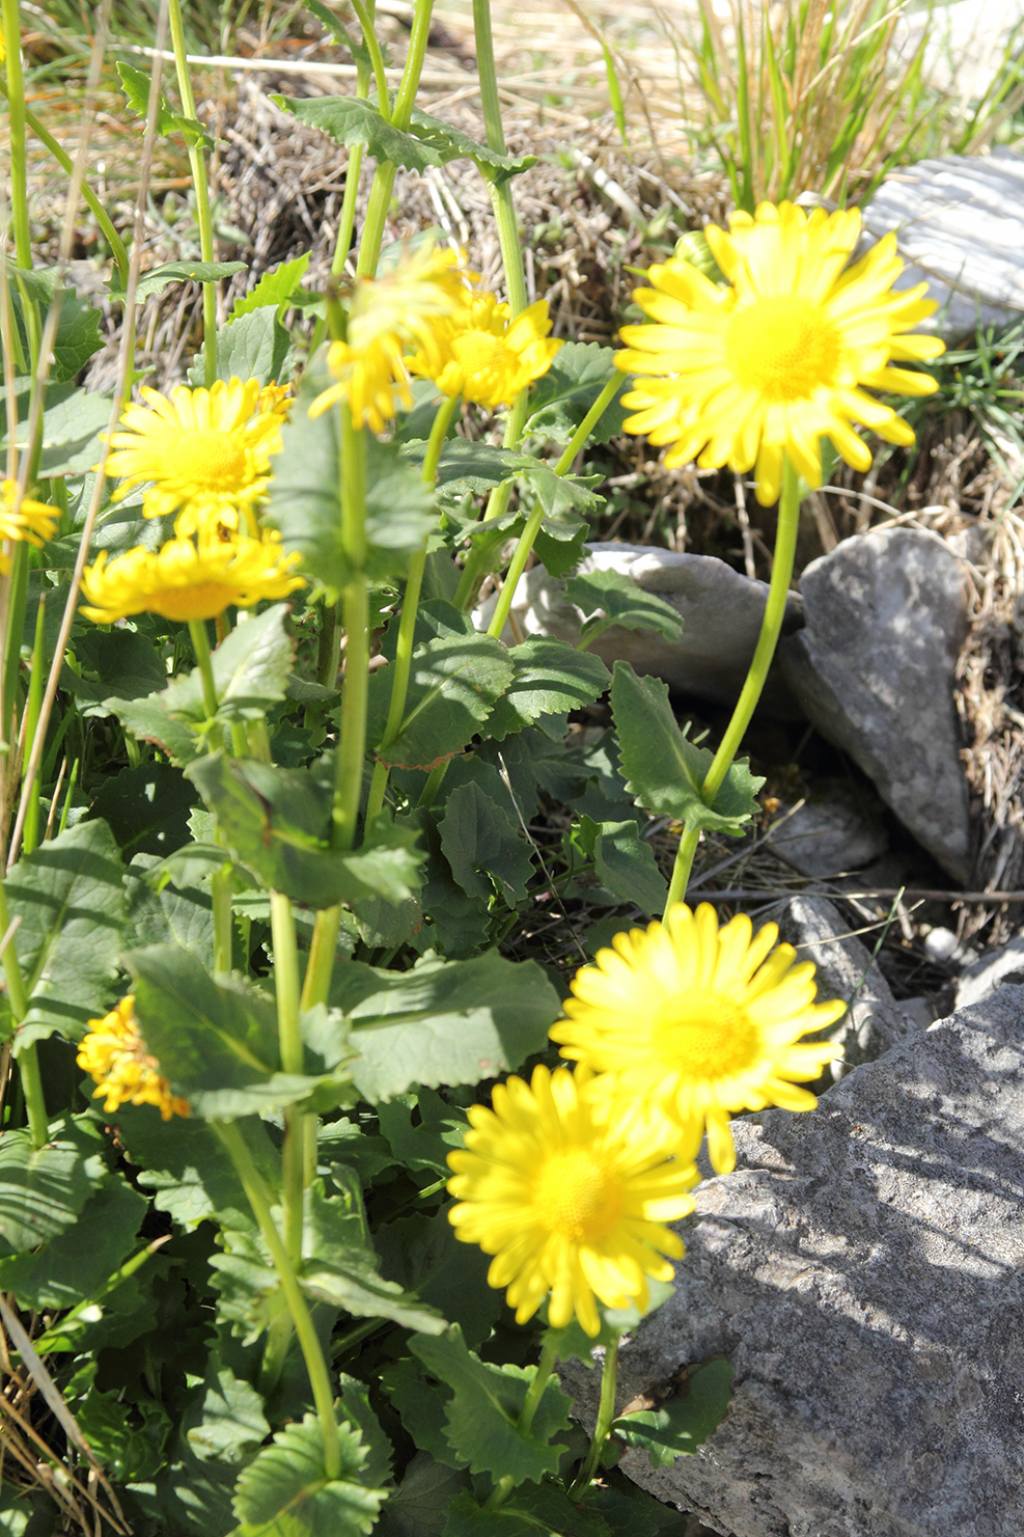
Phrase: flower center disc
[
  {"left": 727, "top": 296, "right": 839, "bottom": 401},
  {"left": 534, "top": 1148, "right": 622, "bottom": 1242},
  {"left": 453, "top": 330, "right": 505, "bottom": 376},
  {"left": 654, "top": 998, "right": 760, "bottom": 1079},
  {"left": 175, "top": 430, "right": 249, "bottom": 491}
]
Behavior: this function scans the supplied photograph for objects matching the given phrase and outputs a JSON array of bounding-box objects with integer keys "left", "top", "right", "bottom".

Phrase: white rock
[{"left": 956, "top": 933, "right": 1024, "bottom": 1008}]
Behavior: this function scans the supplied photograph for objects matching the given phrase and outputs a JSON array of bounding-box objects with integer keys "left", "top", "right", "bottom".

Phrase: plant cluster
[{"left": 0, "top": 2, "right": 945, "bottom": 1533}]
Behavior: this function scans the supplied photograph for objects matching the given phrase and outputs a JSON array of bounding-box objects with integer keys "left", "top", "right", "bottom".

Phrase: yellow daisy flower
[
  {"left": 77, "top": 995, "right": 189, "bottom": 1121},
  {"left": 615, "top": 200, "right": 945, "bottom": 506},
  {"left": 447, "top": 1063, "right": 698, "bottom": 1336},
  {"left": 1, "top": 479, "right": 59, "bottom": 570},
  {"left": 80, "top": 529, "right": 304, "bottom": 624},
  {"left": 409, "top": 293, "right": 562, "bottom": 409},
  {"left": 550, "top": 903, "right": 845, "bottom": 1176},
  {"left": 309, "top": 245, "right": 472, "bottom": 431},
  {"left": 104, "top": 377, "right": 286, "bottom": 536}
]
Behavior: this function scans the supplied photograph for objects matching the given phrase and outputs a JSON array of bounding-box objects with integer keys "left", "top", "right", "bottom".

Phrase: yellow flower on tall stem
[
  {"left": 551, "top": 903, "right": 845, "bottom": 1176},
  {"left": 309, "top": 244, "right": 472, "bottom": 430},
  {"left": 409, "top": 293, "right": 562, "bottom": 409},
  {"left": 0, "top": 479, "right": 59, "bottom": 570},
  {"left": 77, "top": 996, "right": 188, "bottom": 1120},
  {"left": 447, "top": 1064, "right": 698, "bottom": 1336},
  {"left": 616, "top": 200, "right": 945, "bottom": 506},
  {"left": 80, "top": 529, "right": 304, "bottom": 624},
  {"left": 104, "top": 377, "right": 287, "bottom": 536}
]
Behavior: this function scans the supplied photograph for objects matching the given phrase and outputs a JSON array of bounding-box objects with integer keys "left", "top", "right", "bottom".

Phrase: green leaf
[
  {"left": 335, "top": 950, "right": 560, "bottom": 1100},
  {"left": 367, "top": 634, "right": 514, "bottom": 770},
  {"left": 305, "top": 0, "right": 373, "bottom": 68},
  {"left": 230, "top": 252, "right": 310, "bottom": 320},
  {"left": 336, "top": 1375, "right": 393, "bottom": 1488},
  {"left": 127, "top": 944, "right": 351, "bottom": 1118},
  {"left": 437, "top": 782, "right": 534, "bottom": 906},
  {"left": 266, "top": 370, "right": 436, "bottom": 592},
  {"left": 409, "top": 1326, "right": 572, "bottom": 1485},
  {"left": 406, "top": 109, "right": 537, "bottom": 183},
  {"left": 487, "top": 638, "right": 609, "bottom": 740},
  {"left": 379, "top": 1360, "right": 458, "bottom": 1467},
  {"left": 67, "top": 629, "right": 167, "bottom": 708},
  {"left": 214, "top": 306, "right": 291, "bottom": 384},
  {"left": 610, "top": 662, "right": 763, "bottom": 837},
  {"left": 0, "top": 1175, "right": 146, "bottom": 1307},
  {"left": 443, "top": 1485, "right": 612, "bottom": 1536},
  {"left": 125, "top": 851, "right": 216, "bottom": 965},
  {"left": 612, "top": 1358, "right": 733, "bottom": 1467},
  {"left": 376, "top": 1208, "right": 500, "bottom": 1350},
  {"left": 524, "top": 342, "right": 627, "bottom": 445},
  {"left": 299, "top": 1184, "right": 444, "bottom": 1332},
  {"left": 0, "top": 376, "right": 110, "bottom": 473},
  {"left": 116, "top": 60, "right": 212, "bottom": 146},
  {"left": 3, "top": 271, "right": 105, "bottom": 383},
  {"left": 586, "top": 817, "right": 668, "bottom": 912},
  {"left": 566, "top": 568, "right": 685, "bottom": 644},
  {"left": 375, "top": 1454, "right": 468, "bottom": 1537},
  {"left": 68, "top": 1363, "right": 170, "bottom": 1483},
  {"left": 92, "top": 762, "right": 197, "bottom": 857},
  {"left": 117, "top": 1106, "right": 278, "bottom": 1230},
  {"left": 116, "top": 259, "right": 247, "bottom": 305},
  {"left": 0, "top": 819, "right": 126, "bottom": 1051},
  {"left": 186, "top": 1363, "right": 272, "bottom": 1465},
  {"left": 232, "top": 1414, "right": 387, "bottom": 1536},
  {"left": 0, "top": 1122, "right": 102, "bottom": 1256}
]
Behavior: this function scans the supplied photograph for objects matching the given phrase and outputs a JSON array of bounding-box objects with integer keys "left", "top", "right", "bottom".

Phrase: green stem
[
  {"left": 188, "top": 618, "right": 220, "bottom": 734},
  {"left": 662, "top": 458, "right": 801, "bottom": 916},
  {"left": 472, "top": 0, "right": 528, "bottom": 315},
  {"left": 364, "top": 394, "right": 459, "bottom": 822},
  {"left": 14, "top": 97, "right": 129, "bottom": 286},
  {"left": 572, "top": 1334, "right": 620, "bottom": 1493},
  {"left": 270, "top": 890, "right": 305, "bottom": 1255},
  {"left": 355, "top": 0, "right": 436, "bottom": 277},
  {"left": 188, "top": 619, "right": 234, "bottom": 970},
  {"left": 2, "top": 0, "right": 31, "bottom": 267},
  {"left": 350, "top": 0, "right": 390, "bottom": 117},
  {"left": 214, "top": 1122, "right": 341, "bottom": 1479},
  {"left": 486, "top": 1334, "right": 561, "bottom": 1509},
  {"left": 0, "top": 878, "right": 47, "bottom": 1146},
  {"left": 325, "top": 2, "right": 378, "bottom": 286},
  {"left": 20, "top": 593, "right": 46, "bottom": 856},
  {"left": 167, "top": 0, "right": 218, "bottom": 385},
  {"left": 331, "top": 410, "right": 369, "bottom": 851}
]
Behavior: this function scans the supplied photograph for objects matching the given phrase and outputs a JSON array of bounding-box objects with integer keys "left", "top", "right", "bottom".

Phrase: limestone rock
[
  {"left": 771, "top": 780, "right": 889, "bottom": 879},
  {"left": 780, "top": 528, "right": 971, "bottom": 881},
  {"left": 863, "top": 151, "right": 1024, "bottom": 339},
  {"left": 956, "top": 934, "right": 1024, "bottom": 1009},
  {"left": 564, "top": 990, "right": 1024, "bottom": 1537},
  {"left": 776, "top": 895, "right": 916, "bottom": 1066},
  {"left": 480, "top": 543, "right": 802, "bottom": 711}
]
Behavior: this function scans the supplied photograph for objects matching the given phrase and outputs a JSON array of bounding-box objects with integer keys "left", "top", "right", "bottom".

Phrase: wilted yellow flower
[
  {"left": 309, "top": 245, "right": 472, "bottom": 431},
  {"left": 1, "top": 479, "right": 59, "bottom": 570},
  {"left": 616, "top": 201, "right": 945, "bottom": 505},
  {"left": 105, "top": 377, "right": 286, "bottom": 536},
  {"left": 410, "top": 293, "right": 562, "bottom": 409},
  {"left": 77, "top": 996, "right": 188, "bottom": 1120},
  {"left": 448, "top": 1064, "right": 697, "bottom": 1337},
  {"left": 551, "top": 903, "right": 845, "bottom": 1176},
  {"left": 80, "top": 529, "right": 304, "bottom": 624}
]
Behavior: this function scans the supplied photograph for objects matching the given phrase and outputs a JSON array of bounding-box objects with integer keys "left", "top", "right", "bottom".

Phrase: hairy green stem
[
  {"left": 572, "top": 1334, "right": 620, "bottom": 1493},
  {"left": 188, "top": 619, "right": 234, "bottom": 971},
  {"left": 0, "top": 878, "right": 47, "bottom": 1146},
  {"left": 662, "top": 458, "right": 801, "bottom": 914},
  {"left": 355, "top": 0, "right": 436, "bottom": 278},
  {"left": 167, "top": 0, "right": 218, "bottom": 385},
  {"left": 364, "top": 393, "right": 459, "bottom": 821},
  {"left": 20, "top": 593, "right": 46, "bottom": 856},
  {"left": 214, "top": 1122, "right": 341, "bottom": 1479},
  {"left": 2, "top": 0, "right": 31, "bottom": 267}
]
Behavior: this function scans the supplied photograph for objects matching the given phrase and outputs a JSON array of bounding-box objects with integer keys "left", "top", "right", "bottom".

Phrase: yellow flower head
[
  {"left": 409, "top": 293, "right": 562, "bottom": 409},
  {"left": 1, "top": 479, "right": 59, "bottom": 571},
  {"left": 550, "top": 902, "right": 845, "bottom": 1176},
  {"left": 77, "top": 995, "right": 188, "bottom": 1120},
  {"left": 105, "top": 377, "right": 286, "bottom": 536},
  {"left": 447, "top": 1063, "right": 698, "bottom": 1337},
  {"left": 615, "top": 201, "right": 945, "bottom": 506},
  {"left": 80, "top": 529, "right": 304, "bottom": 624},
  {"left": 309, "top": 245, "right": 473, "bottom": 431}
]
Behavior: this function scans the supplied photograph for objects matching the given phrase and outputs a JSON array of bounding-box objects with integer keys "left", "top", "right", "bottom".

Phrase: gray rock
[
  {"left": 771, "top": 780, "right": 889, "bottom": 879},
  {"left": 480, "top": 543, "right": 802, "bottom": 711},
  {"left": 957, "top": 934, "right": 1024, "bottom": 1009},
  {"left": 863, "top": 151, "right": 1024, "bottom": 340},
  {"left": 780, "top": 528, "right": 971, "bottom": 881},
  {"left": 777, "top": 895, "right": 915, "bottom": 1066},
  {"left": 564, "top": 990, "right": 1024, "bottom": 1537}
]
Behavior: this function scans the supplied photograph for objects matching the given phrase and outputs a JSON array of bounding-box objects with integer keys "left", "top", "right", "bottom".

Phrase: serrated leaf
[
  {"left": 232, "top": 1414, "right": 387, "bottom": 1536},
  {"left": 299, "top": 1184, "right": 444, "bottom": 1332},
  {"left": 335, "top": 950, "right": 559, "bottom": 1099},
  {"left": 437, "top": 781, "right": 534, "bottom": 906},
  {"left": 0, "top": 1175, "right": 146, "bottom": 1307},
  {"left": 567, "top": 568, "right": 685, "bottom": 644},
  {"left": 213, "top": 306, "right": 291, "bottom": 384},
  {"left": 587, "top": 817, "right": 667, "bottom": 912},
  {"left": 67, "top": 629, "right": 167, "bottom": 707},
  {"left": 375, "top": 1453, "right": 468, "bottom": 1537},
  {"left": 406, "top": 109, "right": 536, "bottom": 183},
  {"left": 610, "top": 662, "right": 763, "bottom": 837},
  {"left": 379, "top": 1360, "right": 458, "bottom": 1467},
  {"left": 0, "top": 819, "right": 126, "bottom": 1051},
  {"left": 266, "top": 369, "right": 436, "bottom": 591},
  {"left": 376, "top": 1208, "right": 500, "bottom": 1350},
  {"left": 116, "top": 60, "right": 212, "bottom": 146},
  {"left": 443, "top": 1485, "right": 612, "bottom": 1536},
  {"left": 186, "top": 1364, "right": 272, "bottom": 1465},
  {"left": 230, "top": 252, "right": 310, "bottom": 320},
  {"left": 487, "top": 638, "right": 609, "bottom": 740},
  {"left": 3, "top": 271, "right": 105, "bottom": 384},
  {"left": 68, "top": 1362, "right": 170, "bottom": 1483},
  {"left": 613, "top": 1358, "right": 733, "bottom": 1467},
  {"left": 336, "top": 1375, "right": 393, "bottom": 1488},
  {"left": 0, "top": 375, "right": 110, "bottom": 473},
  {"left": 118, "top": 1106, "right": 277, "bottom": 1230},
  {"left": 0, "top": 1125, "right": 99, "bottom": 1256},
  {"left": 409, "top": 1326, "right": 572, "bottom": 1486},
  {"left": 306, "top": 0, "right": 373, "bottom": 67},
  {"left": 116, "top": 259, "right": 247, "bottom": 305},
  {"left": 524, "top": 342, "right": 627, "bottom": 445},
  {"left": 367, "top": 633, "right": 513, "bottom": 770}
]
